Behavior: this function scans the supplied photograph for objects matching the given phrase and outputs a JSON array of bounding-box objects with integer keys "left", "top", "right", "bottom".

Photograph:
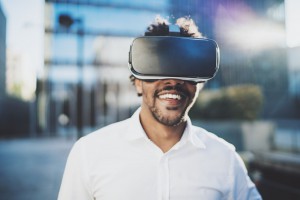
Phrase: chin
[{"left": 159, "top": 113, "right": 187, "bottom": 127}]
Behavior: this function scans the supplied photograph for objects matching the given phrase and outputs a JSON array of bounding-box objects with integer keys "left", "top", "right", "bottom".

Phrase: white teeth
[{"left": 159, "top": 94, "right": 182, "bottom": 100}]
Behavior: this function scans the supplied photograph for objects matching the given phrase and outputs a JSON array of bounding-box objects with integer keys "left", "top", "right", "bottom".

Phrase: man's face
[{"left": 135, "top": 79, "right": 204, "bottom": 126}]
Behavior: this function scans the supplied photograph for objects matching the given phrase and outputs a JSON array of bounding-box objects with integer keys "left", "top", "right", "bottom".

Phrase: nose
[{"left": 162, "top": 79, "right": 185, "bottom": 85}]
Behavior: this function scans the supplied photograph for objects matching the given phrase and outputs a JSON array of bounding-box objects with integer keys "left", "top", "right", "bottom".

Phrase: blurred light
[
  {"left": 285, "top": 0, "right": 300, "bottom": 48},
  {"left": 93, "top": 36, "right": 133, "bottom": 65},
  {"left": 58, "top": 114, "right": 69, "bottom": 126},
  {"left": 214, "top": 3, "right": 286, "bottom": 51},
  {"left": 267, "top": 3, "right": 285, "bottom": 22},
  {"left": 1, "top": 0, "right": 43, "bottom": 101},
  {"left": 6, "top": 50, "right": 36, "bottom": 101}
]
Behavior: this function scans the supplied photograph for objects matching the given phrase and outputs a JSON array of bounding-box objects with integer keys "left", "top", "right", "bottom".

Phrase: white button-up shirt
[{"left": 58, "top": 108, "right": 262, "bottom": 200}]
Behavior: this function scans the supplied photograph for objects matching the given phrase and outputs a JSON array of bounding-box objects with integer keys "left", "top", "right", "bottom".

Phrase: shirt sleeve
[
  {"left": 229, "top": 152, "right": 262, "bottom": 200},
  {"left": 58, "top": 139, "right": 94, "bottom": 200}
]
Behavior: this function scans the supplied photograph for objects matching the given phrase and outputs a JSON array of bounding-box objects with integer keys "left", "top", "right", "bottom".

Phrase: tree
[{"left": 191, "top": 84, "right": 264, "bottom": 120}]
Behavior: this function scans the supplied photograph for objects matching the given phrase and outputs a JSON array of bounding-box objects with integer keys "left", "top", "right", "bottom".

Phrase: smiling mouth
[
  {"left": 158, "top": 93, "right": 182, "bottom": 100},
  {"left": 156, "top": 89, "right": 188, "bottom": 102}
]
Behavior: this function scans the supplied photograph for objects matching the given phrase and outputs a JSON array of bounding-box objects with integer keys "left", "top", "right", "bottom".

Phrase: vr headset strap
[{"left": 144, "top": 24, "right": 181, "bottom": 36}]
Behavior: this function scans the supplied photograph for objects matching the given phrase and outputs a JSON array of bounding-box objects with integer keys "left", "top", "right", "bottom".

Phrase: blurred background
[{"left": 0, "top": 0, "right": 299, "bottom": 199}]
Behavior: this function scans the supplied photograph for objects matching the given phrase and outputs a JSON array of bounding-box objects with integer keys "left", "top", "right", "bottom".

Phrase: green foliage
[{"left": 190, "top": 84, "right": 264, "bottom": 120}]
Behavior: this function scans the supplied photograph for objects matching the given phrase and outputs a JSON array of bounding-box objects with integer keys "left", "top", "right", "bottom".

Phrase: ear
[{"left": 134, "top": 79, "right": 143, "bottom": 96}]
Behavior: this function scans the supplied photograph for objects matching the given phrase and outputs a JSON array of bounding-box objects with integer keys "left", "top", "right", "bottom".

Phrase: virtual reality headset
[{"left": 128, "top": 36, "right": 220, "bottom": 83}]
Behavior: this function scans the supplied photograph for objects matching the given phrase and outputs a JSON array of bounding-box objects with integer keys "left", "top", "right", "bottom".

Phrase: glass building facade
[
  {"left": 41, "top": 0, "right": 169, "bottom": 137},
  {"left": 40, "top": 0, "right": 298, "bottom": 137}
]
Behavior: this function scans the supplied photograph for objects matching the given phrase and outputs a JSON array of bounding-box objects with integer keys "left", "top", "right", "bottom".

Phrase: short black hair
[{"left": 145, "top": 15, "right": 203, "bottom": 38}]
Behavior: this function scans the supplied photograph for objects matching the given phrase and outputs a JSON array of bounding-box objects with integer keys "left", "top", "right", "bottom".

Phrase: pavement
[{"left": 0, "top": 138, "right": 75, "bottom": 200}]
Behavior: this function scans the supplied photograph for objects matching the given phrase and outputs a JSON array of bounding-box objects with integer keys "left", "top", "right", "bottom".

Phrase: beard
[{"left": 150, "top": 106, "right": 187, "bottom": 126}]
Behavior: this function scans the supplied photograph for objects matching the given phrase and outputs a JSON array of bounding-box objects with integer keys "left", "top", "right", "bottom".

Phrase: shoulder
[
  {"left": 76, "top": 118, "right": 131, "bottom": 148},
  {"left": 191, "top": 125, "right": 236, "bottom": 152},
  {"left": 190, "top": 125, "right": 245, "bottom": 174}
]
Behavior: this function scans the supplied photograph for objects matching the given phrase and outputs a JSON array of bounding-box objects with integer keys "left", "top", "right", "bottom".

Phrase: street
[{"left": 0, "top": 138, "right": 75, "bottom": 200}]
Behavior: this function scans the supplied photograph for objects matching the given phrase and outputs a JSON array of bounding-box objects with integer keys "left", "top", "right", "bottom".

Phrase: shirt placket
[{"left": 158, "top": 155, "right": 170, "bottom": 200}]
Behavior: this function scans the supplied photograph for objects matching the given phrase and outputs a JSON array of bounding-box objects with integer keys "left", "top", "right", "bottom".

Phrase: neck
[{"left": 139, "top": 107, "right": 187, "bottom": 153}]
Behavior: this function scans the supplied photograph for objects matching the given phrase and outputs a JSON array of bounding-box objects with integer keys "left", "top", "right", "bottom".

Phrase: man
[{"left": 58, "top": 16, "right": 262, "bottom": 200}]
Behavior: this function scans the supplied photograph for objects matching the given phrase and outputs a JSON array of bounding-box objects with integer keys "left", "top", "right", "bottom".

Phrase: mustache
[{"left": 155, "top": 85, "right": 189, "bottom": 97}]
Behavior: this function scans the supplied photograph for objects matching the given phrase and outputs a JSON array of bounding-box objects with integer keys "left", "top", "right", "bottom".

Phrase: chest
[{"left": 88, "top": 147, "right": 231, "bottom": 200}]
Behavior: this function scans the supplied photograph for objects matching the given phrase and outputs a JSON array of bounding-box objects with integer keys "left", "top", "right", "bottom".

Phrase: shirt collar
[
  {"left": 125, "top": 107, "right": 206, "bottom": 149},
  {"left": 184, "top": 117, "right": 206, "bottom": 149},
  {"left": 124, "top": 107, "right": 149, "bottom": 141}
]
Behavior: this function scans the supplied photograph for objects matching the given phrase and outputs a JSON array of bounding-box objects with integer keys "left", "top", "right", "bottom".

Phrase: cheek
[
  {"left": 187, "top": 85, "right": 198, "bottom": 97},
  {"left": 186, "top": 86, "right": 201, "bottom": 104},
  {"left": 142, "top": 82, "right": 156, "bottom": 96},
  {"left": 141, "top": 84, "right": 153, "bottom": 102}
]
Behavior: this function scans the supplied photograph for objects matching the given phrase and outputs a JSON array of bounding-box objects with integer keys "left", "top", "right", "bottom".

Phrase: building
[
  {"left": 0, "top": 3, "right": 6, "bottom": 97},
  {"left": 0, "top": 3, "right": 33, "bottom": 138},
  {"left": 287, "top": 47, "right": 300, "bottom": 101},
  {"left": 41, "top": 0, "right": 169, "bottom": 137},
  {"left": 40, "top": 0, "right": 299, "bottom": 139}
]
